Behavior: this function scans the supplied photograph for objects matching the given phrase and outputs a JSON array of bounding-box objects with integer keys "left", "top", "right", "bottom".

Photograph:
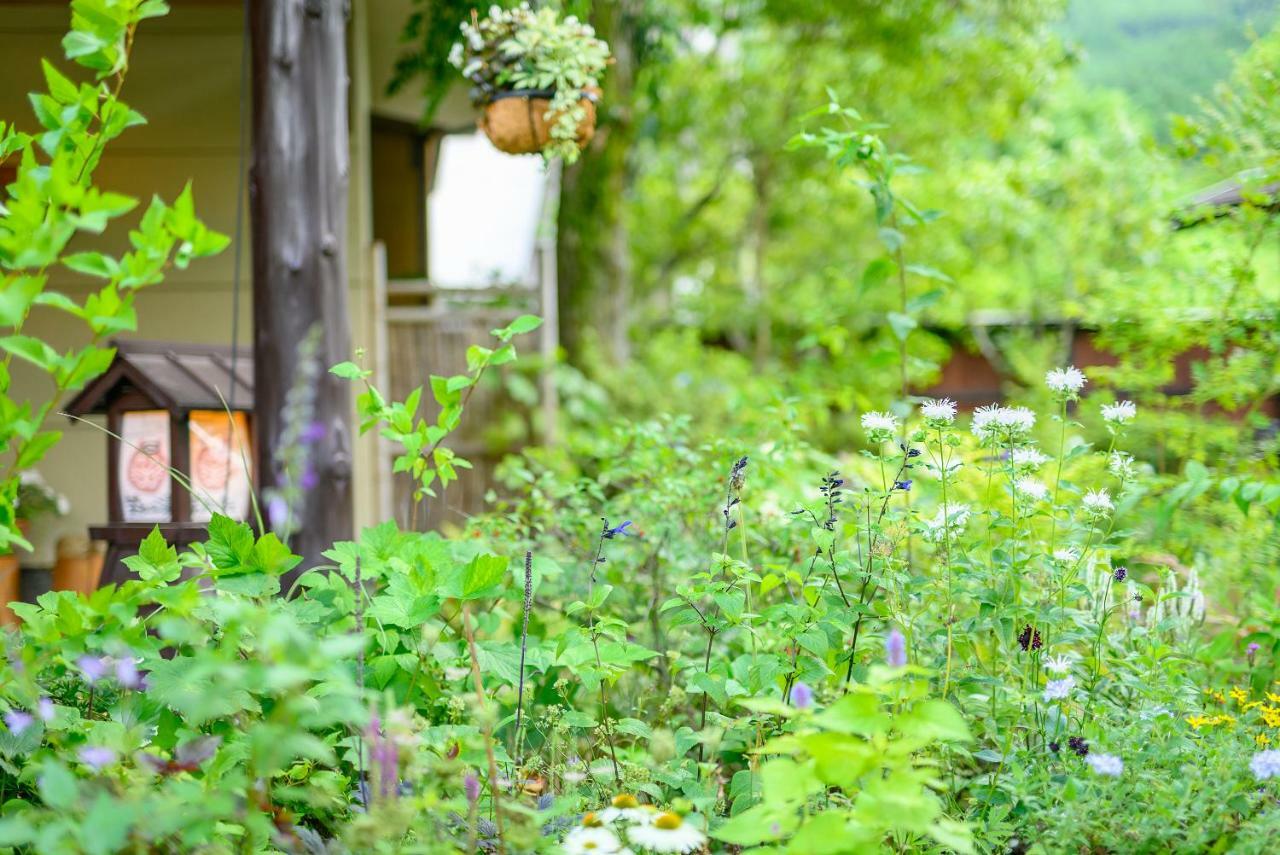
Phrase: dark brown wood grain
[{"left": 249, "top": 0, "right": 354, "bottom": 581}]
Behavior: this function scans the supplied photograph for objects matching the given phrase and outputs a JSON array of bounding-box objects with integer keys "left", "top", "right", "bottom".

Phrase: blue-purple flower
[
  {"left": 79, "top": 746, "right": 117, "bottom": 771},
  {"left": 115, "top": 656, "right": 142, "bottom": 689},
  {"left": 885, "top": 628, "right": 907, "bottom": 668},
  {"left": 77, "top": 655, "right": 108, "bottom": 685},
  {"left": 4, "top": 709, "right": 34, "bottom": 735},
  {"left": 789, "top": 682, "right": 814, "bottom": 710},
  {"left": 464, "top": 771, "right": 481, "bottom": 804},
  {"left": 1086, "top": 753, "right": 1123, "bottom": 776},
  {"left": 603, "top": 520, "right": 634, "bottom": 539}
]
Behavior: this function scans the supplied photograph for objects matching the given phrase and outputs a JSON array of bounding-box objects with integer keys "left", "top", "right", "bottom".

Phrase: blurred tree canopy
[{"left": 394, "top": 1, "right": 1277, "bottom": 445}]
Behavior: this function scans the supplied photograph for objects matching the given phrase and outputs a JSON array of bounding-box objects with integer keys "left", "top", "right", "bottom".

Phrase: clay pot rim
[{"left": 487, "top": 87, "right": 600, "bottom": 105}]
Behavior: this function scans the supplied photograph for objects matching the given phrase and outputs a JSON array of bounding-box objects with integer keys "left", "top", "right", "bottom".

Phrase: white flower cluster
[
  {"left": 1043, "top": 675, "right": 1075, "bottom": 701},
  {"left": 860, "top": 410, "right": 899, "bottom": 438},
  {"left": 1086, "top": 753, "right": 1124, "bottom": 776},
  {"left": 1015, "top": 477, "right": 1049, "bottom": 502},
  {"left": 1101, "top": 399, "right": 1137, "bottom": 424},
  {"left": 1250, "top": 749, "right": 1280, "bottom": 781},
  {"left": 971, "top": 405, "right": 1036, "bottom": 443},
  {"left": 1108, "top": 451, "right": 1135, "bottom": 480},
  {"left": 1045, "top": 365, "right": 1087, "bottom": 396},
  {"left": 919, "top": 398, "right": 957, "bottom": 424},
  {"left": 923, "top": 504, "right": 971, "bottom": 542},
  {"left": 1082, "top": 488, "right": 1113, "bottom": 516},
  {"left": 563, "top": 796, "right": 707, "bottom": 855},
  {"left": 1011, "top": 447, "right": 1049, "bottom": 469},
  {"left": 1043, "top": 653, "right": 1073, "bottom": 675}
]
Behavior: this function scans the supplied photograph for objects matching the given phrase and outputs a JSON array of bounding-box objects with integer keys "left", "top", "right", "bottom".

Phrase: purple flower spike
[
  {"left": 885, "top": 628, "right": 908, "bottom": 668},
  {"left": 893, "top": 480, "right": 913, "bottom": 492},
  {"left": 464, "top": 771, "right": 481, "bottom": 804},
  {"left": 300, "top": 421, "right": 327, "bottom": 444},
  {"left": 79, "top": 746, "right": 116, "bottom": 771},
  {"left": 789, "top": 681, "right": 814, "bottom": 709},
  {"left": 77, "top": 655, "right": 108, "bottom": 685},
  {"left": 267, "top": 495, "right": 289, "bottom": 532},
  {"left": 4, "top": 710, "right": 34, "bottom": 735},
  {"left": 299, "top": 466, "right": 319, "bottom": 490}
]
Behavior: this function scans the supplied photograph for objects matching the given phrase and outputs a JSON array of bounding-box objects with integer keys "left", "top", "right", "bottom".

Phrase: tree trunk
[
  {"left": 250, "top": 0, "right": 353, "bottom": 578},
  {"left": 556, "top": 0, "right": 637, "bottom": 364}
]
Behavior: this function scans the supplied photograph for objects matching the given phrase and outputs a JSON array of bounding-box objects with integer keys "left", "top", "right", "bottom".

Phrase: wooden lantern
[{"left": 64, "top": 340, "right": 254, "bottom": 587}]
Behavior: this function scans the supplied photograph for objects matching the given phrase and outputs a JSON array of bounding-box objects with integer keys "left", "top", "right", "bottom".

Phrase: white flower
[
  {"left": 1011, "top": 447, "right": 1048, "bottom": 469},
  {"left": 1045, "top": 366, "right": 1087, "bottom": 395},
  {"left": 1043, "top": 654, "right": 1072, "bottom": 674},
  {"left": 1042, "top": 675, "right": 1075, "bottom": 701},
  {"left": 1082, "top": 489, "right": 1113, "bottom": 515},
  {"left": 1086, "top": 753, "right": 1123, "bottom": 776},
  {"left": 920, "top": 398, "right": 957, "bottom": 423},
  {"left": 996, "top": 406, "right": 1037, "bottom": 434},
  {"left": 1108, "top": 451, "right": 1135, "bottom": 480},
  {"left": 626, "top": 813, "right": 706, "bottom": 854},
  {"left": 599, "top": 794, "right": 651, "bottom": 825},
  {"left": 1015, "top": 478, "right": 1048, "bottom": 502},
  {"left": 563, "top": 826, "right": 626, "bottom": 855},
  {"left": 1101, "top": 400, "right": 1137, "bottom": 424},
  {"left": 860, "top": 411, "right": 899, "bottom": 435},
  {"left": 1052, "top": 547, "right": 1079, "bottom": 563},
  {"left": 970, "top": 405, "right": 1002, "bottom": 440},
  {"left": 924, "top": 505, "right": 970, "bottom": 541},
  {"left": 1250, "top": 749, "right": 1280, "bottom": 781}
]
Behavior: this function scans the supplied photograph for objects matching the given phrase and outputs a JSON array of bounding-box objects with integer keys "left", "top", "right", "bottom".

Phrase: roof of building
[{"left": 64, "top": 339, "right": 254, "bottom": 416}]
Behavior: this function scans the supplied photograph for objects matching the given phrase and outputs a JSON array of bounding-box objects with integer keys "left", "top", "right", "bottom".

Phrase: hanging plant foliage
[{"left": 450, "top": 3, "right": 611, "bottom": 162}]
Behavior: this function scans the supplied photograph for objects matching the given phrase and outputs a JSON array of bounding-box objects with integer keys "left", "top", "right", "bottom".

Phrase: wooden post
[{"left": 249, "top": 0, "right": 354, "bottom": 576}]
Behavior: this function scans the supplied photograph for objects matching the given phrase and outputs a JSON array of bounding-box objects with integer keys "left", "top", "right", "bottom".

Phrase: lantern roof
[{"left": 65, "top": 339, "right": 254, "bottom": 416}]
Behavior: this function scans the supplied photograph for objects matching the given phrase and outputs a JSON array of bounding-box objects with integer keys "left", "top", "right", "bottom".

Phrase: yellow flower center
[
  {"left": 655, "top": 812, "right": 684, "bottom": 830},
  {"left": 612, "top": 793, "right": 640, "bottom": 809},
  {"left": 582, "top": 812, "right": 603, "bottom": 828}
]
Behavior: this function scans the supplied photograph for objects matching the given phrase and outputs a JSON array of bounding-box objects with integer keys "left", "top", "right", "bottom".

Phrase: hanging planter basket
[{"left": 480, "top": 88, "right": 599, "bottom": 156}]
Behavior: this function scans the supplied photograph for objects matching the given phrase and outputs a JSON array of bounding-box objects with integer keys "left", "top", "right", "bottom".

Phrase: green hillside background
[{"left": 1064, "top": 0, "right": 1278, "bottom": 125}]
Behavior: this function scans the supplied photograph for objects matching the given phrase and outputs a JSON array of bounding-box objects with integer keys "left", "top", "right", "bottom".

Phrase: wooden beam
[{"left": 249, "top": 0, "right": 354, "bottom": 578}]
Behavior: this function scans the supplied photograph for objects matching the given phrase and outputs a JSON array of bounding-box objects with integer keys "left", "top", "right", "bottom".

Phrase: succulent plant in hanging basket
[{"left": 450, "top": 3, "right": 610, "bottom": 163}]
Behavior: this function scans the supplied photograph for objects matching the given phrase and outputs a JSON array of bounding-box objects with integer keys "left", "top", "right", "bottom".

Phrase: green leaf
[
  {"left": 37, "top": 761, "right": 78, "bottom": 810},
  {"left": 329, "top": 361, "right": 369, "bottom": 380},
  {"left": 887, "top": 311, "right": 917, "bottom": 342},
  {"left": 0, "top": 335, "right": 59, "bottom": 371},
  {"left": 495, "top": 314, "right": 542, "bottom": 340}
]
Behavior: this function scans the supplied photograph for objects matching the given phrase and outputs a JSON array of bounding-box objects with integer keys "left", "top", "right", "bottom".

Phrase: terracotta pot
[
  {"left": 0, "top": 520, "right": 29, "bottom": 626},
  {"left": 52, "top": 534, "right": 103, "bottom": 597},
  {"left": 480, "top": 88, "right": 598, "bottom": 156}
]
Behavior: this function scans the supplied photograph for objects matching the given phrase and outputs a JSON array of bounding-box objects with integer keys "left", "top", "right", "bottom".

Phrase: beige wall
[{"left": 1, "top": 1, "right": 419, "bottom": 564}]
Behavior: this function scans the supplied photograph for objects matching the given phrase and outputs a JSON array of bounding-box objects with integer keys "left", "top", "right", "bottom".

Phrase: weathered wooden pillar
[{"left": 249, "top": 0, "right": 353, "bottom": 575}]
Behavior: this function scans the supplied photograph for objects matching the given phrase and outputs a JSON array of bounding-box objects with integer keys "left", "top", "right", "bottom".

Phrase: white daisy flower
[
  {"left": 1082, "top": 489, "right": 1113, "bottom": 515},
  {"left": 1101, "top": 400, "right": 1136, "bottom": 424},
  {"left": 1043, "top": 654, "right": 1072, "bottom": 674},
  {"left": 563, "top": 826, "right": 626, "bottom": 855},
  {"left": 1042, "top": 675, "right": 1075, "bottom": 701},
  {"left": 626, "top": 812, "right": 706, "bottom": 854},
  {"left": 1086, "top": 753, "right": 1123, "bottom": 776},
  {"left": 599, "top": 794, "right": 651, "bottom": 825},
  {"left": 1045, "top": 366, "right": 1087, "bottom": 396},
  {"left": 860, "top": 411, "right": 899, "bottom": 436},
  {"left": 1011, "top": 447, "right": 1048, "bottom": 469},
  {"left": 920, "top": 398, "right": 957, "bottom": 424},
  {"left": 1015, "top": 478, "right": 1048, "bottom": 502},
  {"left": 1052, "top": 547, "right": 1079, "bottom": 563}
]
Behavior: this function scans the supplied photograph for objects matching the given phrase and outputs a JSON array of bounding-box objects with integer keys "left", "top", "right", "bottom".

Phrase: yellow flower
[
  {"left": 1258, "top": 733, "right": 1273, "bottom": 747},
  {"left": 1230, "top": 687, "right": 1249, "bottom": 704},
  {"left": 1261, "top": 707, "right": 1280, "bottom": 728},
  {"left": 1212, "top": 691, "right": 1226, "bottom": 704},
  {"left": 1266, "top": 692, "right": 1280, "bottom": 705},
  {"left": 1244, "top": 701, "right": 1264, "bottom": 711},
  {"left": 1186, "top": 715, "right": 1214, "bottom": 729}
]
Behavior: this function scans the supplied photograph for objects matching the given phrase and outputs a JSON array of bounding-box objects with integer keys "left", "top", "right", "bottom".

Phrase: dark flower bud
[
  {"left": 1049, "top": 741, "right": 1060, "bottom": 753},
  {"left": 1113, "top": 566, "right": 1127, "bottom": 582}
]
